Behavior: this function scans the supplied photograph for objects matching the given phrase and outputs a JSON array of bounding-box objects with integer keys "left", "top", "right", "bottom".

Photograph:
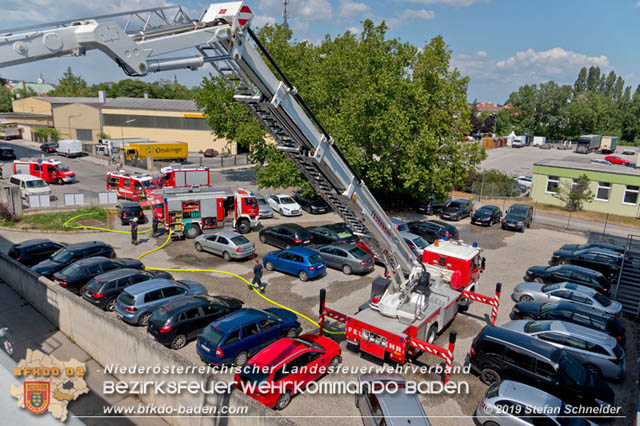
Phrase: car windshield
[
  {"left": 540, "top": 303, "right": 559, "bottom": 313},
  {"left": 349, "top": 247, "right": 368, "bottom": 258},
  {"left": 118, "top": 292, "right": 135, "bottom": 306},
  {"left": 238, "top": 363, "right": 270, "bottom": 385},
  {"left": 84, "top": 279, "right": 102, "bottom": 292},
  {"left": 309, "top": 254, "right": 323, "bottom": 264},
  {"left": 559, "top": 351, "right": 587, "bottom": 386},
  {"left": 257, "top": 197, "right": 267, "bottom": 206},
  {"left": 412, "top": 237, "right": 428, "bottom": 249},
  {"left": 200, "top": 326, "right": 225, "bottom": 346},
  {"left": 477, "top": 207, "right": 494, "bottom": 213},
  {"left": 61, "top": 263, "right": 85, "bottom": 277},
  {"left": 50, "top": 249, "right": 74, "bottom": 263},
  {"left": 447, "top": 202, "right": 464, "bottom": 208},
  {"left": 231, "top": 236, "right": 250, "bottom": 245},
  {"left": 524, "top": 321, "right": 551, "bottom": 333},
  {"left": 541, "top": 284, "right": 560, "bottom": 292},
  {"left": 140, "top": 180, "right": 153, "bottom": 188},
  {"left": 280, "top": 197, "right": 295, "bottom": 204},
  {"left": 508, "top": 206, "right": 528, "bottom": 216},
  {"left": 56, "top": 164, "right": 69, "bottom": 171},
  {"left": 26, "top": 180, "right": 47, "bottom": 188},
  {"left": 151, "top": 307, "right": 171, "bottom": 323},
  {"left": 593, "top": 293, "right": 612, "bottom": 307}
]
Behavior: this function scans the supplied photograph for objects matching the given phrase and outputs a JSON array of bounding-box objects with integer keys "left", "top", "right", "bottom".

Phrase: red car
[
  {"left": 234, "top": 333, "right": 341, "bottom": 410},
  {"left": 605, "top": 155, "right": 629, "bottom": 165},
  {"left": 203, "top": 148, "right": 218, "bottom": 158}
]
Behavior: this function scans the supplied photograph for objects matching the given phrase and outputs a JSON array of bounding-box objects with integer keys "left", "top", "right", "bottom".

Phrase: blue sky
[{"left": 2, "top": 0, "right": 639, "bottom": 103}]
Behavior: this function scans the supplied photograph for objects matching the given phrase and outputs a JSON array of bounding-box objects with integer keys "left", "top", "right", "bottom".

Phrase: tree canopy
[{"left": 195, "top": 22, "right": 485, "bottom": 206}]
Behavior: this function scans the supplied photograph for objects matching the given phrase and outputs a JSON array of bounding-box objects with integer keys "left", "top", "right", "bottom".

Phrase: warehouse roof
[
  {"left": 33, "top": 96, "right": 103, "bottom": 105},
  {"left": 31, "top": 96, "right": 200, "bottom": 112},
  {"left": 534, "top": 158, "right": 640, "bottom": 177}
]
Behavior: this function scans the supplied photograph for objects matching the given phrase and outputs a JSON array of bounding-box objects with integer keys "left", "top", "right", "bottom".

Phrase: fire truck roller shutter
[
  {"left": 186, "top": 171, "right": 208, "bottom": 186},
  {"left": 175, "top": 172, "right": 186, "bottom": 187},
  {"left": 200, "top": 198, "right": 218, "bottom": 220},
  {"left": 167, "top": 199, "right": 182, "bottom": 211}
]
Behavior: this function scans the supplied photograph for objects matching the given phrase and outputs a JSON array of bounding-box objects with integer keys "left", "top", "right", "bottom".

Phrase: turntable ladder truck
[{"left": 0, "top": 1, "right": 501, "bottom": 380}]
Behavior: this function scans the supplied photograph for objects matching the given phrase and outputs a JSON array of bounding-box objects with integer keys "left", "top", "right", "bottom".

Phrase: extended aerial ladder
[{"left": 0, "top": 2, "right": 500, "bottom": 374}]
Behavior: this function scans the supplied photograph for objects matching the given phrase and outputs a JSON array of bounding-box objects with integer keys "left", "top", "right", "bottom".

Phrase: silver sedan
[
  {"left": 316, "top": 243, "right": 374, "bottom": 275},
  {"left": 194, "top": 231, "right": 255, "bottom": 261},
  {"left": 511, "top": 281, "right": 622, "bottom": 316}
]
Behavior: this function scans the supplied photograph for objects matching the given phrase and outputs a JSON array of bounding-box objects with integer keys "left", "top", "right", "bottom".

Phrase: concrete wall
[
  {"left": 0, "top": 253, "right": 295, "bottom": 426},
  {"left": 0, "top": 183, "right": 23, "bottom": 218},
  {"left": 53, "top": 103, "right": 102, "bottom": 141}
]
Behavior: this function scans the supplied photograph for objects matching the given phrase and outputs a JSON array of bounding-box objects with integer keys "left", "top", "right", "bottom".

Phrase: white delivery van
[
  {"left": 9, "top": 174, "right": 52, "bottom": 200},
  {"left": 56, "top": 139, "right": 83, "bottom": 158}
]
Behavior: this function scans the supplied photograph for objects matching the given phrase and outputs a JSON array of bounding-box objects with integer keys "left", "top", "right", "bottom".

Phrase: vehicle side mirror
[{"left": 481, "top": 257, "right": 486, "bottom": 271}]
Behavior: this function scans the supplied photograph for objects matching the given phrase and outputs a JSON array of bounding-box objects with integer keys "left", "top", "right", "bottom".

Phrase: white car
[
  {"left": 591, "top": 159, "right": 612, "bottom": 166},
  {"left": 515, "top": 175, "right": 532, "bottom": 188},
  {"left": 267, "top": 194, "right": 302, "bottom": 216}
]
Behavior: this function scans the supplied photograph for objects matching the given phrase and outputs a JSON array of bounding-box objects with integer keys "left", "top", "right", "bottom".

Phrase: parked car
[
  {"left": 501, "top": 204, "right": 533, "bottom": 232},
  {"left": 255, "top": 193, "right": 274, "bottom": 219},
  {"left": 31, "top": 241, "right": 116, "bottom": 278},
  {"left": 407, "top": 220, "right": 459, "bottom": 243},
  {"left": 81, "top": 268, "right": 173, "bottom": 311},
  {"left": 604, "top": 155, "right": 629, "bottom": 165},
  {"left": 515, "top": 176, "right": 532, "bottom": 189},
  {"left": 416, "top": 196, "right": 449, "bottom": 216},
  {"left": 52, "top": 256, "right": 144, "bottom": 294},
  {"left": 263, "top": 247, "right": 326, "bottom": 281},
  {"left": 115, "top": 278, "right": 207, "bottom": 326},
  {"left": 502, "top": 320, "right": 625, "bottom": 380},
  {"left": 317, "top": 243, "right": 374, "bottom": 275},
  {"left": 539, "top": 143, "right": 552, "bottom": 149},
  {"left": 203, "top": 148, "right": 218, "bottom": 158},
  {"left": 509, "top": 301, "right": 625, "bottom": 345},
  {"left": 559, "top": 242, "right": 625, "bottom": 255},
  {"left": 293, "top": 191, "right": 330, "bottom": 214},
  {"left": 591, "top": 159, "right": 612, "bottom": 166},
  {"left": 621, "top": 148, "right": 635, "bottom": 155},
  {"left": 194, "top": 231, "right": 255, "bottom": 261},
  {"left": 356, "top": 374, "right": 431, "bottom": 426},
  {"left": 474, "top": 380, "right": 596, "bottom": 426},
  {"left": 511, "top": 282, "right": 623, "bottom": 316},
  {"left": 235, "top": 333, "right": 341, "bottom": 410},
  {"left": 0, "top": 146, "right": 16, "bottom": 160},
  {"left": 467, "top": 325, "right": 616, "bottom": 410},
  {"left": 400, "top": 231, "right": 429, "bottom": 258},
  {"left": 259, "top": 224, "right": 313, "bottom": 249},
  {"left": 471, "top": 205, "right": 502, "bottom": 226},
  {"left": 196, "top": 307, "right": 301, "bottom": 366},
  {"left": 116, "top": 201, "right": 147, "bottom": 225},
  {"left": 390, "top": 218, "right": 409, "bottom": 232},
  {"left": 307, "top": 223, "right": 357, "bottom": 246},
  {"left": 8, "top": 239, "right": 66, "bottom": 267},
  {"left": 9, "top": 174, "right": 51, "bottom": 200},
  {"left": 267, "top": 194, "right": 302, "bottom": 216},
  {"left": 439, "top": 199, "right": 472, "bottom": 221},
  {"left": 40, "top": 142, "right": 58, "bottom": 153},
  {"left": 148, "top": 294, "right": 244, "bottom": 349},
  {"left": 523, "top": 265, "right": 612, "bottom": 296},
  {"left": 549, "top": 249, "right": 622, "bottom": 280}
]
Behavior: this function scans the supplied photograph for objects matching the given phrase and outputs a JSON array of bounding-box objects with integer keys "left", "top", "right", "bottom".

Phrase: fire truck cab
[
  {"left": 159, "top": 186, "right": 259, "bottom": 237},
  {"left": 106, "top": 171, "right": 156, "bottom": 201},
  {"left": 155, "top": 164, "right": 210, "bottom": 189},
  {"left": 13, "top": 159, "right": 75, "bottom": 184}
]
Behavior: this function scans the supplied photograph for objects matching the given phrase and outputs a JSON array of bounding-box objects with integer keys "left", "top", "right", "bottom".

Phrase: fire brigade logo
[{"left": 24, "top": 381, "right": 50, "bottom": 414}]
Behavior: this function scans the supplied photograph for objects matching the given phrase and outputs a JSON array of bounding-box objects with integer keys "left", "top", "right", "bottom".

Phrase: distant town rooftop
[{"left": 534, "top": 158, "right": 640, "bottom": 177}]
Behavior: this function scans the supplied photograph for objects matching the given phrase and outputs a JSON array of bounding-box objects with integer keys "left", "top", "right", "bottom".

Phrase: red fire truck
[
  {"left": 155, "top": 186, "right": 259, "bottom": 237},
  {"left": 154, "top": 164, "right": 210, "bottom": 189},
  {"left": 13, "top": 159, "right": 75, "bottom": 184},
  {"left": 106, "top": 170, "right": 156, "bottom": 201}
]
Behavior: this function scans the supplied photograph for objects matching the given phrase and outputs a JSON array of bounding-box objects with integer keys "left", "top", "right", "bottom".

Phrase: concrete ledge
[{"left": 0, "top": 252, "right": 296, "bottom": 426}]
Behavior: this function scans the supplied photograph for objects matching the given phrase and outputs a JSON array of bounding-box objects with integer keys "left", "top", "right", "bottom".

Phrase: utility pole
[{"left": 283, "top": 0, "right": 289, "bottom": 29}]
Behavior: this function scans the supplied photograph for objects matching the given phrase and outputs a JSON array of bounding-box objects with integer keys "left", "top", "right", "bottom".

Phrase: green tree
[
  {"left": 0, "top": 85, "right": 12, "bottom": 112},
  {"left": 49, "top": 67, "right": 92, "bottom": 97},
  {"left": 495, "top": 108, "right": 513, "bottom": 135},
  {"left": 554, "top": 173, "right": 594, "bottom": 211},
  {"left": 13, "top": 86, "right": 37, "bottom": 100},
  {"left": 574, "top": 67, "right": 587, "bottom": 96},
  {"left": 586, "top": 66, "right": 601, "bottom": 93}
]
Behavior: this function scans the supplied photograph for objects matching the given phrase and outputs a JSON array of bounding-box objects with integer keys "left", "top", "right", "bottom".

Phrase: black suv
[
  {"left": 502, "top": 204, "right": 533, "bottom": 232},
  {"left": 116, "top": 201, "right": 147, "bottom": 225},
  {"left": 52, "top": 256, "right": 144, "bottom": 294},
  {"left": 549, "top": 249, "right": 622, "bottom": 280},
  {"left": 559, "top": 242, "right": 625, "bottom": 255},
  {"left": 259, "top": 224, "right": 313, "bottom": 249},
  {"left": 293, "top": 191, "right": 331, "bottom": 214},
  {"left": 407, "top": 220, "right": 459, "bottom": 243},
  {"left": 8, "top": 239, "right": 66, "bottom": 267},
  {"left": 440, "top": 199, "right": 472, "bottom": 221},
  {"left": 0, "top": 147, "right": 16, "bottom": 160},
  {"left": 148, "top": 295, "right": 243, "bottom": 349},
  {"left": 81, "top": 268, "right": 173, "bottom": 311},
  {"left": 471, "top": 205, "right": 502, "bottom": 226},
  {"left": 524, "top": 264, "right": 612, "bottom": 296},
  {"left": 467, "top": 325, "right": 616, "bottom": 410},
  {"left": 31, "top": 241, "right": 116, "bottom": 278},
  {"left": 307, "top": 223, "right": 357, "bottom": 246},
  {"left": 417, "top": 197, "right": 449, "bottom": 215},
  {"left": 509, "top": 301, "right": 625, "bottom": 345}
]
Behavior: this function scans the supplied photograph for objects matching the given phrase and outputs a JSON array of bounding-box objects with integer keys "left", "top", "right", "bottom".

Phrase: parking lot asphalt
[{"left": 2, "top": 207, "right": 638, "bottom": 426}]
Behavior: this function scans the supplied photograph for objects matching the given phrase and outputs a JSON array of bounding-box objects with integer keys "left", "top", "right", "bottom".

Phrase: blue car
[
  {"left": 196, "top": 307, "right": 300, "bottom": 366},
  {"left": 263, "top": 247, "right": 326, "bottom": 281}
]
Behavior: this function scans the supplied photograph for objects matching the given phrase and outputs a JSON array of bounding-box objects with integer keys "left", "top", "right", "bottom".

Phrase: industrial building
[
  {"left": 9, "top": 93, "right": 234, "bottom": 154},
  {"left": 532, "top": 158, "right": 640, "bottom": 218}
]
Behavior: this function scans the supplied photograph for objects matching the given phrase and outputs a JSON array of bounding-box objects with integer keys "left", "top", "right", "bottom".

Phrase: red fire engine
[
  {"left": 106, "top": 170, "right": 156, "bottom": 201},
  {"left": 155, "top": 186, "right": 259, "bottom": 237},
  {"left": 154, "top": 164, "right": 210, "bottom": 189},
  {"left": 13, "top": 159, "right": 75, "bottom": 184}
]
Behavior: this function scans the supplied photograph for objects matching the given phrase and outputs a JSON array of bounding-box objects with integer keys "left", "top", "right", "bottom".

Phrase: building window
[
  {"left": 596, "top": 182, "right": 611, "bottom": 202},
  {"left": 103, "top": 113, "right": 211, "bottom": 131},
  {"left": 623, "top": 185, "right": 639, "bottom": 205},
  {"left": 546, "top": 176, "right": 559, "bottom": 193},
  {"left": 76, "top": 129, "right": 92, "bottom": 141}
]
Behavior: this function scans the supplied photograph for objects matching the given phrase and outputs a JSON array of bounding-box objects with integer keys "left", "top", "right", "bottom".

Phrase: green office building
[{"left": 532, "top": 159, "right": 640, "bottom": 219}]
